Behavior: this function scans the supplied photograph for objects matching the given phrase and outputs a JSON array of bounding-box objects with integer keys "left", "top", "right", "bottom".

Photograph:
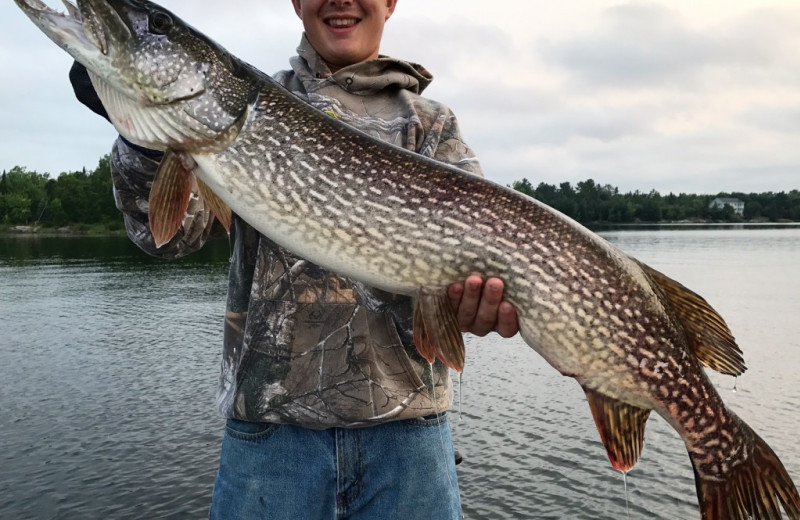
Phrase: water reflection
[
  {"left": 1, "top": 228, "right": 798, "bottom": 519},
  {"left": 0, "top": 234, "right": 234, "bottom": 262}
]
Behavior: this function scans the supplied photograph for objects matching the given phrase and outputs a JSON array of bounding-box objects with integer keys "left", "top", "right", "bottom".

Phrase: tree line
[
  {"left": 1, "top": 157, "right": 121, "bottom": 229},
  {"left": 1, "top": 159, "right": 798, "bottom": 228},
  {"left": 512, "top": 178, "right": 800, "bottom": 224}
]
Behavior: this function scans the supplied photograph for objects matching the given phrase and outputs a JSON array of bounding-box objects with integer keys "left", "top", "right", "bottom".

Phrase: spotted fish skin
[{"left": 14, "top": 0, "right": 800, "bottom": 518}]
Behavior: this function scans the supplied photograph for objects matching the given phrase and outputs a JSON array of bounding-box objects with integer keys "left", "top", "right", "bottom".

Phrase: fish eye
[{"left": 149, "top": 11, "right": 173, "bottom": 35}]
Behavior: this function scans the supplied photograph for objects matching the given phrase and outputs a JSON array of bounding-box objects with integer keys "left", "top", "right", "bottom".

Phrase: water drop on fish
[
  {"left": 457, "top": 371, "right": 463, "bottom": 421},
  {"left": 428, "top": 362, "right": 437, "bottom": 408},
  {"left": 429, "top": 362, "right": 458, "bottom": 498},
  {"left": 622, "top": 470, "right": 630, "bottom": 519}
]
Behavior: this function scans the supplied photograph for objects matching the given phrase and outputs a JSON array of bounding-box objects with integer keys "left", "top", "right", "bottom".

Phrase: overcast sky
[{"left": 3, "top": 0, "right": 799, "bottom": 194}]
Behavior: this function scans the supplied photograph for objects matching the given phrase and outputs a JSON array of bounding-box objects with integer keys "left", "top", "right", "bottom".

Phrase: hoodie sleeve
[
  {"left": 413, "top": 104, "right": 484, "bottom": 178},
  {"left": 431, "top": 107, "right": 484, "bottom": 178},
  {"left": 110, "top": 138, "right": 223, "bottom": 259}
]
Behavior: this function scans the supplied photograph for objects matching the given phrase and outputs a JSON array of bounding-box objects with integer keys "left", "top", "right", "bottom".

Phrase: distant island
[
  {"left": 1, "top": 157, "right": 798, "bottom": 235},
  {"left": 511, "top": 178, "right": 798, "bottom": 225}
]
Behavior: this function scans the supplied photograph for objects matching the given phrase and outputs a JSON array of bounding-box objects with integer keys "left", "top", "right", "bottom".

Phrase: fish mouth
[
  {"left": 14, "top": 0, "right": 130, "bottom": 58},
  {"left": 16, "top": 0, "right": 240, "bottom": 151}
]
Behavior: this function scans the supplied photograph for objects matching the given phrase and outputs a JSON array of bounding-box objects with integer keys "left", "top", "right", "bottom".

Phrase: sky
[{"left": 2, "top": 0, "right": 800, "bottom": 195}]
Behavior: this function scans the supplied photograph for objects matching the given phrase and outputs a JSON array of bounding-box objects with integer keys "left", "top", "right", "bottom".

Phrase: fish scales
[
  {"left": 202, "top": 86, "right": 800, "bottom": 514},
  {"left": 14, "top": 0, "right": 800, "bottom": 518},
  {"left": 148, "top": 80, "right": 800, "bottom": 515},
  {"left": 212, "top": 89, "right": 752, "bottom": 475}
]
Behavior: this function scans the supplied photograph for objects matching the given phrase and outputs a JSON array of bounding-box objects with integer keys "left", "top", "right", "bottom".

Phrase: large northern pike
[{"left": 14, "top": 0, "right": 800, "bottom": 518}]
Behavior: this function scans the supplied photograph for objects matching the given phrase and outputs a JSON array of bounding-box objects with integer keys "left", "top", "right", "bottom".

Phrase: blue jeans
[{"left": 209, "top": 413, "right": 462, "bottom": 519}]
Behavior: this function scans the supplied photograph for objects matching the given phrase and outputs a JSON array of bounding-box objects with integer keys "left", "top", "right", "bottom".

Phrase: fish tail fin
[{"left": 691, "top": 429, "right": 800, "bottom": 520}]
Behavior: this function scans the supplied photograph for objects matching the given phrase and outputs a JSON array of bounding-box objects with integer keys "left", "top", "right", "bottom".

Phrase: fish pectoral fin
[
  {"left": 196, "top": 177, "right": 232, "bottom": 235},
  {"left": 413, "top": 288, "right": 465, "bottom": 373},
  {"left": 637, "top": 260, "right": 746, "bottom": 377},
  {"left": 149, "top": 150, "right": 194, "bottom": 248},
  {"left": 583, "top": 387, "right": 651, "bottom": 472}
]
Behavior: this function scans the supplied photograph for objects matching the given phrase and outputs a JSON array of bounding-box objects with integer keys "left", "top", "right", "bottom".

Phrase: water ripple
[{"left": 2, "top": 231, "right": 799, "bottom": 519}]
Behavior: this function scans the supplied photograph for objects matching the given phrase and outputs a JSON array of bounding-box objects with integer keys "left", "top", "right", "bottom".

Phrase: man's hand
[{"left": 447, "top": 274, "right": 518, "bottom": 338}]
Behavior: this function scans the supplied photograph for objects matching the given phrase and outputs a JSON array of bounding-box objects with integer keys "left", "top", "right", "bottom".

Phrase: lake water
[{"left": 1, "top": 226, "right": 798, "bottom": 519}]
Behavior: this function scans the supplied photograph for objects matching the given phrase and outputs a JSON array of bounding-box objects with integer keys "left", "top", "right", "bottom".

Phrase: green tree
[
  {"left": 53, "top": 170, "right": 91, "bottom": 223},
  {"left": 576, "top": 179, "right": 600, "bottom": 222},
  {"left": 2, "top": 193, "right": 32, "bottom": 223},
  {"left": 789, "top": 190, "right": 800, "bottom": 220},
  {"left": 0, "top": 156, "right": 122, "bottom": 227},
  {"left": 0, "top": 167, "right": 48, "bottom": 223},
  {"left": 533, "top": 182, "right": 559, "bottom": 205},
  {"left": 511, "top": 178, "right": 799, "bottom": 224},
  {"left": 511, "top": 178, "right": 535, "bottom": 197},
  {"left": 608, "top": 198, "right": 635, "bottom": 223},
  {"left": 87, "top": 155, "right": 117, "bottom": 223},
  {"left": 41, "top": 197, "right": 68, "bottom": 227}
]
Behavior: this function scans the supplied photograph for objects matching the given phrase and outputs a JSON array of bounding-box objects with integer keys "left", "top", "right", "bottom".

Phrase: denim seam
[
  {"left": 224, "top": 422, "right": 281, "bottom": 441},
  {"left": 335, "top": 428, "right": 343, "bottom": 519}
]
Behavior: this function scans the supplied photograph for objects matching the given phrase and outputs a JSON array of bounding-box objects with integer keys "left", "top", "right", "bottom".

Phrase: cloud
[
  {"left": 741, "top": 105, "right": 800, "bottom": 135},
  {"left": 481, "top": 119, "right": 800, "bottom": 195},
  {"left": 542, "top": 3, "right": 800, "bottom": 90},
  {"left": 452, "top": 2, "right": 800, "bottom": 193},
  {"left": 2, "top": 0, "right": 799, "bottom": 195},
  {"left": 541, "top": 3, "right": 713, "bottom": 87},
  {"left": 386, "top": 16, "right": 513, "bottom": 77}
]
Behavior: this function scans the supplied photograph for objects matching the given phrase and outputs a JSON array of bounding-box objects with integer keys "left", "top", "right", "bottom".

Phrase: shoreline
[
  {"left": 2, "top": 221, "right": 798, "bottom": 238},
  {"left": 0, "top": 225, "right": 126, "bottom": 238},
  {"left": 588, "top": 220, "right": 800, "bottom": 230}
]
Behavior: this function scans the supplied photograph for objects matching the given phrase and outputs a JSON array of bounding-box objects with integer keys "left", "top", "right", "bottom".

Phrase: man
[{"left": 71, "top": 0, "right": 518, "bottom": 518}]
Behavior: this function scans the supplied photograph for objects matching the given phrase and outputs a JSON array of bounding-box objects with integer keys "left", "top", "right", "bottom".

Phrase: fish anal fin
[
  {"left": 637, "top": 260, "right": 747, "bottom": 377},
  {"left": 196, "top": 177, "right": 232, "bottom": 234},
  {"left": 413, "top": 288, "right": 465, "bottom": 372},
  {"left": 583, "top": 387, "right": 651, "bottom": 472},
  {"left": 692, "top": 428, "right": 800, "bottom": 520},
  {"left": 149, "top": 150, "right": 194, "bottom": 248}
]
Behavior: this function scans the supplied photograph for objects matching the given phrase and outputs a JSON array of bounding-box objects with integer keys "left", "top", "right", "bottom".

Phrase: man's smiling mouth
[{"left": 326, "top": 18, "right": 360, "bottom": 27}]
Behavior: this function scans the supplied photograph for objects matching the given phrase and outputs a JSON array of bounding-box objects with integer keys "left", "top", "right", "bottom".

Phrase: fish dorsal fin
[
  {"left": 413, "top": 288, "right": 466, "bottom": 372},
  {"left": 149, "top": 150, "right": 194, "bottom": 248},
  {"left": 195, "top": 177, "right": 232, "bottom": 235},
  {"left": 637, "top": 260, "right": 746, "bottom": 376},
  {"left": 584, "top": 387, "right": 651, "bottom": 472}
]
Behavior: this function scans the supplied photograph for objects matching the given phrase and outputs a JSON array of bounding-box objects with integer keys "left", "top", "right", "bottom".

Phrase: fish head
[{"left": 15, "top": 0, "right": 260, "bottom": 151}]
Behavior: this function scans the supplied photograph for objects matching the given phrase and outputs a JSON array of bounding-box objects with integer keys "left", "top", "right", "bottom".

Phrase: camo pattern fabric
[{"left": 110, "top": 35, "right": 482, "bottom": 428}]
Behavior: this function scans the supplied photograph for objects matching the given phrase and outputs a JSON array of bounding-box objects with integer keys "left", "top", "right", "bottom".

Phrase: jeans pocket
[
  {"left": 224, "top": 418, "right": 282, "bottom": 441},
  {"left": 410, "top": 411, "right": 449, "bottom": 427}
]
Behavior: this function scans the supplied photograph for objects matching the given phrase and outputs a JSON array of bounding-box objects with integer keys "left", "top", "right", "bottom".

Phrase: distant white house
[{"left": 709, "top": 197, "right": 745, "bottom": 216}]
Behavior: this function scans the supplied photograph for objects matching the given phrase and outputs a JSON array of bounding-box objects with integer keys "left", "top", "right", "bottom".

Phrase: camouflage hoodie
[{"left": 111, "top": 35, "right": 483, "bottom": 428}]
